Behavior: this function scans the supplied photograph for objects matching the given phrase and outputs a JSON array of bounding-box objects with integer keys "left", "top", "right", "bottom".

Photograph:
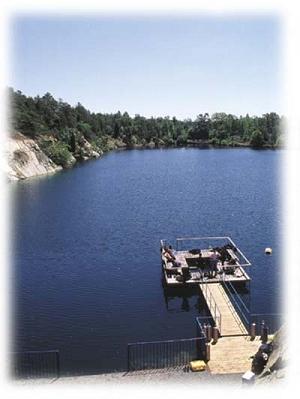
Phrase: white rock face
[{"left": 4, "top": 133, "right": 63, "bottom": 181}]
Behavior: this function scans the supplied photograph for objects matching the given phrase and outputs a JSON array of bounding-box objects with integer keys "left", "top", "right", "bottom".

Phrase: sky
[{"left": 10, "top": 14, "right": 281, "bottom": 119}]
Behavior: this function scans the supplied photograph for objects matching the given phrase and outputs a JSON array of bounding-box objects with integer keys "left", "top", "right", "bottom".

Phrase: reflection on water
[{"left": 162, "top": 280, "right": 215, "bottom": 314}]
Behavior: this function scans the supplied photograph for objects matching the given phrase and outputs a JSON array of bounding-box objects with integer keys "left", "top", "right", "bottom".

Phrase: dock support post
[
  {"left": 250, "top": 323, "right": 256, "bottom": 340},
  {"left": 212, "top": 327, "right": 219, "bottom": 344},
  {"left": 205, "top": 343, "right": 210, "bottom": 362},
  {"left": 206, "top": 325, "right": 212, "bottom": 342},
  {"left": 261, "top": 322, "right": 269, "bottom": 343}
]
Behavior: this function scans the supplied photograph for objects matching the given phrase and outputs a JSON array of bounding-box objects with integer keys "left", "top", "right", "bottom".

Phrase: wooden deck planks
[
  {"left": 199, "top": 282, "right": 260, "bottom": 374},
  {"left": 199, "top": 282, "right": 248, "bottom": 336},
  {"left": 208, "top": 336, "right": 261, "bottom": 374}
]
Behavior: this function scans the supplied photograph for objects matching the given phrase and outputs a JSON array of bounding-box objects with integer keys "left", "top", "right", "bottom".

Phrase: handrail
[
  {"left": 199, "top": 283, "right": 222, "bottom": 334},
  {"left": 128, "top": 336, "right": 203, "bottom": 346},
  {"left": 223, "top": 280, "right": 251, "bottom": 315},
  {"left": 220, "top": 280, "right": 250, "bottom": 334},
  {"left": 226, "top": 236, "right": 252, "bottom": 267},
  {"left": 12, "top": 349, "right": 60, "bottom": 379},
  {"left": 174, "top": 236, "right": 251, "bottom": 267},
  {"left": 218, "top": 284, "right": 248, "bottom": 334}
]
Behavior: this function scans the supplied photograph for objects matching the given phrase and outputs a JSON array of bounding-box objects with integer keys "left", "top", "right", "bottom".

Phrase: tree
[
  {"left": 40, "top": 140, "right": 73, "bottom": 167},
  {"left": 250, "top": 129, "right": 264, "bottom": 147},
  {"left": 8, "top": 87, "right": 284, "bottom": 163},
  {"left": 189, "top": 113, "right": 210, "bottom": 140}
]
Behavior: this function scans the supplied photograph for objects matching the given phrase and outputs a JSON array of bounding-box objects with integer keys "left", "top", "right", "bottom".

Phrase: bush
[
  {"left": 40, "top": 139, "right": 73, "bottom": 167},
  {"left": 176, "top": 134, "right": 188, "bottom": 146},
  {"left": 250, "top": 129, "right": 264, "bottom": 147}
]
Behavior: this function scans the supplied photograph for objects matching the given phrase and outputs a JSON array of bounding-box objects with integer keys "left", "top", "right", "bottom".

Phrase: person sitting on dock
[
  {"left": 163, "top": 246, "right": 180, "bottom": 267},
  {"left": 164, "top": 246, "right": 176, "bottom": 260}
]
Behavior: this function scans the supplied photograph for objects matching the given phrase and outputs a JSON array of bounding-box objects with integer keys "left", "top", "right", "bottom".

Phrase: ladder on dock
[{"left": 199, "top": 283, "right": 248, "bottom": 336}]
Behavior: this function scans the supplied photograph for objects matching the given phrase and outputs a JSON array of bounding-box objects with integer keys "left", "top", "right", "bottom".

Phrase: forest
[{"left": 9, "top": 88, "right": 285, "bottom": 167}]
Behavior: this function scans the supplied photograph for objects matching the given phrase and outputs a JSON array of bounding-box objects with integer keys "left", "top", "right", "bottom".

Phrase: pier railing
[
  {"left": 11, "top": 350, "right": 60, "bottom": 379},
  {"left": 221, "top": 280, "right": 250, "bottom": 335},
  {"left": 199, "top": 283, "right": 222, "bottom": 334},
  {"left": 127, "top": 336, "right": 206, "bottom": 372},
  {"left": 174, "top": 237, "right": 251, "bottom": 268}
]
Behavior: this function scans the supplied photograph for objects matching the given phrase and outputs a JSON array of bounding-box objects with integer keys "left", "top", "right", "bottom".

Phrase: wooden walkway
[
  {"left": 208, "top": 336, "right": 261, "bottom": 374},
  {"left": 199, "top": 282, "right": 248, "bottom": 336},
  {"left": 199, "top": 282, "right": 261, "bottom": 374}
]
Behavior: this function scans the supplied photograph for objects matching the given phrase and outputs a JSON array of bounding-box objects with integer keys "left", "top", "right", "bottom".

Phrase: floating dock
[{"left": 161, "top": 237, "right": 251, "bottom": 286}]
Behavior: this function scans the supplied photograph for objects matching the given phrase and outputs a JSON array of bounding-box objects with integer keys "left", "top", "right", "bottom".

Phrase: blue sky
[{"left": 10, "top": 15, "right": 281, "bottom": 119}]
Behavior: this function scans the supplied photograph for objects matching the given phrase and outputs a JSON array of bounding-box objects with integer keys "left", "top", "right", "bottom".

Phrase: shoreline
[
  {"left": 7, "top": 138, "right": 282, "bottom": 183},
  {"left": 12, "top": 368, "right": 245, "bottom": 386}
]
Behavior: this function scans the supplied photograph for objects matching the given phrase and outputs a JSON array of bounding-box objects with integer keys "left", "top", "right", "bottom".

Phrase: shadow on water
[
  {"left": 161, "top": 277, "right": 209, "bottom": 315},
  {"left": 161, "top": 275, "right": 252, "bottom": 319}
]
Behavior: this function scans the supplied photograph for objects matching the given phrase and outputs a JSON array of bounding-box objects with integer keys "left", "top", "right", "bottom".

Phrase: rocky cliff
[
  {"left": 4, "top": 133, "right": 63, "bottom": 181},
  {"left": 256, "top": 325, "right": 286, "bottom": 384}
]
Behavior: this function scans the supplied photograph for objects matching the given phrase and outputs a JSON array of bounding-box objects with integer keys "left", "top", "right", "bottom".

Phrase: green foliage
[
  {"left": 250, "top": 129, "right": 264, "bottom": 147},
  {"left": 39, "top": 139, "right": 73, "bottom": 167},
  {"left": 190, "top": 113, "right": 210, "bottom": 140},
  {"left": 8, "top": 88, "right": 284, "bottom": 158}
]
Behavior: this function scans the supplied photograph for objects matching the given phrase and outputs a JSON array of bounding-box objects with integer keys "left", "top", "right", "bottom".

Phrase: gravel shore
[{"left": 13, "top": 368, "right": 244, "bottom": 387}]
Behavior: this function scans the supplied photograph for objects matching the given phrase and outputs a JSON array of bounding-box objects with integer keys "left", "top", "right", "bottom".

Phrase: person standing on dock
[{"left": 209, "top": 250, "right": 219, "bottom": 278}]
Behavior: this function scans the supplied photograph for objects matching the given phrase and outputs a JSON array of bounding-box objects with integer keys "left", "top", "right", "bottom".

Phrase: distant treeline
[{"left": 9, "top": 88, "right": 284, "bottom": 166}]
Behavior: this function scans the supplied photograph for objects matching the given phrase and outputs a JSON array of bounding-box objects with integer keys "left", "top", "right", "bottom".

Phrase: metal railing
[
  {"left": 174, "top": 236, "right": 251, "bottom": 268},
  {"left": 199, "top": 283, "right": 222, "bottom": 334},
  {"left": 12, "top": 350, "right": 60, "bottom": 379},
  {"left": 221, "top": 281, "right": 250, "bottom": 335},
  {"left": 127, "top": 337, "right": 205, "bottom": 372}
]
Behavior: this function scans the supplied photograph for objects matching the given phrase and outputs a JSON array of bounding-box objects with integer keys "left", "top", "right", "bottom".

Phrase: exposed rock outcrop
[
  {"left": 73, "top": 137, "right": 102, "bottom": 161},
  {"left": 4, "top": 133, "right": 63, "bottom": 181},
  {"left": 255, "top": 325, "right": 286, "bottom": 384}
]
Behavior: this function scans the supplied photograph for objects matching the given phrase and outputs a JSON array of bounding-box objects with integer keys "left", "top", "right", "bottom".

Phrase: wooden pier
[
  {"left": 199, "top": 282, "right": 248, "bottom": 336},
  {"left": 199, "top": 282, "right": 262, "bottom": 374},
  {"left": 160, "top": 237, "right": 264, "bottom": 374}
]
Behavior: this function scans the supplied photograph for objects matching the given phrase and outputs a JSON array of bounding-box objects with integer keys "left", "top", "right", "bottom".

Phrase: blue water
[{"left": 11, "top": 148, "right": 282, "bottom": 375}]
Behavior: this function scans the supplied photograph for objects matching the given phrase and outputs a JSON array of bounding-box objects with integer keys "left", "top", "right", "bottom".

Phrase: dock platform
[{"left": 161, "top": 237, "right": 251, "bottom": 287}]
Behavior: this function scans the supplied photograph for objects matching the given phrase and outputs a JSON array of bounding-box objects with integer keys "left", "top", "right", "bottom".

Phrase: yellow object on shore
[{"left": 189, "top": 360, "right": 206, "bottom": 372}]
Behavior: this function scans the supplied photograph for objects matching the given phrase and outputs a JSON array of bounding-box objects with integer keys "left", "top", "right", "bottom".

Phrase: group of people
[
  {"left": 162, "top": 243, "right": 237, "bottom": 280},
  {"left": 212, "top": 244, "right": 237, "bottom": 266}
]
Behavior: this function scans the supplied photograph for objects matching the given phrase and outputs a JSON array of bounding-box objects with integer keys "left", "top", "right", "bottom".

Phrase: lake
[{"left": 11, "top": 148, "right": 282, "bottom": 376}]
